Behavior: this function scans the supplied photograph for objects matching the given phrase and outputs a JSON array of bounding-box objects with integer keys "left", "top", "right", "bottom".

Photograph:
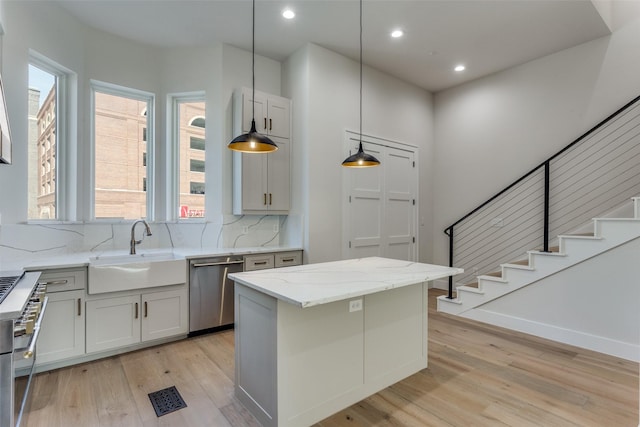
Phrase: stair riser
[{"left": 594, "top": 219, "right": 640, "bottom": 242}]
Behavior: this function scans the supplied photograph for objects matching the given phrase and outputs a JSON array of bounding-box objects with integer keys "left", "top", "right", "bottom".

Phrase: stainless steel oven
[{"left": 0, "top": 272, "right": 46, "bottom": 427}]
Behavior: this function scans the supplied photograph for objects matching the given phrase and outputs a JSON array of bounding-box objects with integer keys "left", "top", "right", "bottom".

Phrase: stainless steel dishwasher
[{"left": 189, "top": 255, "right": 244, "bottom": 334}]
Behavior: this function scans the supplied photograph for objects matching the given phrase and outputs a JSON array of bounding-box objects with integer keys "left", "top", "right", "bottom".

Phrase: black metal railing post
[
  {"left": 543, "top": 161, "right": 550, "bottom": 252},
  {"left": 446, "top": 226, "right": 454, "bottom": 299}
]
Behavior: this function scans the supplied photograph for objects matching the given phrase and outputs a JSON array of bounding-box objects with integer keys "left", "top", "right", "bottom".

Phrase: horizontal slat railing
[{"left": 445, "top": 95, "right": 640, "bottom": 299}]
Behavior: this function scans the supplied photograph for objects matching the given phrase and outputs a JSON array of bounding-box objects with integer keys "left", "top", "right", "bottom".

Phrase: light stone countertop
[
  {"left": 228, "top": 256, "right": 464, "bottom": 308},
  {"left": 0, "top": 246, "right": 302, "bottom": 273}
]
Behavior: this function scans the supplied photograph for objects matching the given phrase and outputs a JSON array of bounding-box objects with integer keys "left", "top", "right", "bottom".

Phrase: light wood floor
[{"left": 22, "top": 289, "right": 638, "bottom": 427}]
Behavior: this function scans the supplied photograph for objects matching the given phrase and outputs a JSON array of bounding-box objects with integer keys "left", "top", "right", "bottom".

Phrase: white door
[{"left": 344, "top": 134, "right": 417, "bottom": 261}]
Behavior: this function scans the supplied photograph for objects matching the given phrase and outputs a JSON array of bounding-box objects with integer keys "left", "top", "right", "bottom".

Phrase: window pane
[
  {"left": 190, "top": 137, "right": 205, "bottom": 151},
  {"left": 178, "top": 101, "right": 205, "bottom": 218},
  {"left": 190, "top": 159, "right": 205, "bottom": 173},
  {"left": 28, "top": 65, "right": 56, "bottom": 219},
  {"left": 94, "top": 90, "right": 149, "bottom": 219},
  {"left": 190, "top": 182, "right": 205, "bottom": 194}
]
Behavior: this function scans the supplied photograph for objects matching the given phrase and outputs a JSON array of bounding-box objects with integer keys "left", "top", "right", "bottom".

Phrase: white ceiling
[{"left": 54, "top": 0, "right": 611, "bottom": 92}]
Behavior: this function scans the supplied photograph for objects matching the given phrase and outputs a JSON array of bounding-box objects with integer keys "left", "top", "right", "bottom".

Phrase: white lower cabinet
[
  {"left": 37, "top": 289, "right": 85, "bottom": 364},
  {"left": 36, "top": 268, "right": 87, "bottom": 367},
  {"left": 86, "top": 287, "right": 188, "bottom": 354}
]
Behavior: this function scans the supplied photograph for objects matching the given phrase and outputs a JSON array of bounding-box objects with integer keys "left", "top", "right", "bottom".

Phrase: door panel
[
  {"left": 345, "top": 136, "right": 417, "bottom": 261},
  {"left": 348, "top": 140, "right": 383, "bottom": 256}
]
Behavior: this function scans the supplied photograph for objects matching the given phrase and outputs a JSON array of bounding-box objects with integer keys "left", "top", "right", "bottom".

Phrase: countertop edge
[{"left": 229, "top": 263, "right": 464, "bottom": 308}]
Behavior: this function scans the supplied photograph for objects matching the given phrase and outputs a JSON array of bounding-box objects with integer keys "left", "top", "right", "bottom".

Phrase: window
[
  {"left": 190, "top": 159, "right": 205, "bottom": 173},
  {"left": 92, "top": 81, "right": 154, "bottom": 219},
  {"left": 171, "top": 95, "right": 205, "bottom": 219},
  {"left": 190, "top": 182, "right": 205, "bottom": 195},
  {"left": 190, "top": 137, "right": 205, "bottom": 151},
  {"left": 27, "top": 61, "right": 59, "bottom": 220},
  {"left": 190, "top": 116, "right": 205, "bottom": 128}
]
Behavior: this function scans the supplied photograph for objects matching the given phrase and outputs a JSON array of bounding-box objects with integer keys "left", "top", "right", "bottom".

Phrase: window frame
[
  {"left": 90, "top": 80, "right": 155, "bottom": 221},
  {"left": 27, "top": 51, "right": 73, "bottom": 222},
  {"left": 168, "top": 92, "right": 206, "bottom": 221}
]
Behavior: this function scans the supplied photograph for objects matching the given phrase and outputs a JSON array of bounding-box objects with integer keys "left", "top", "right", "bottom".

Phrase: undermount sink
[{"left": 88, "top": 252, "right": 186, "bottom": 294}]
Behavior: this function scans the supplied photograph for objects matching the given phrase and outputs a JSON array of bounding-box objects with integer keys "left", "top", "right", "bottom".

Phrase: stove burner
[{"left": 0, "top": 275, "right": 23, "bottom": 305}]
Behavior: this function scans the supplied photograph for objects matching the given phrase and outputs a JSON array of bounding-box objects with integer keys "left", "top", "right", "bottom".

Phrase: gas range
[{"left": 0, "top": 271, "right": 46, "bottom": 427}]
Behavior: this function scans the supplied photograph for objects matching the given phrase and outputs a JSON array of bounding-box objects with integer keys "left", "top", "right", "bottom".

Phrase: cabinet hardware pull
[
  {"left": 254, "top": 261, "right": 268, "bottom": 265},
  {"left": 269, "top": 193, "right": 272, "bottom": 205},
  {"left": 135, "top": 302, "right": 139, "bottom": 319},
  {"left": 269, "top": 118, "right": 272, "bottom": 131},
  {"left": 40, "top": 279, "right": 68, "bottom": 286},
  {"left": 264, "top": 118, "right": 267, "bottom": 130},
  {"left": 281, "top": 258, "right": 294, "bottom": 262},
  {"left": 77, "top": 298, "right": 81, "bottom": 316},
  {"left": 192, "top": 260, "right": 244, "bottom": 268},
  {"left": 263, "top": 193, "right": 267, "bottom": 205},
  {"left": 144, "top": 301, "right": 148, "bottom": 318}
]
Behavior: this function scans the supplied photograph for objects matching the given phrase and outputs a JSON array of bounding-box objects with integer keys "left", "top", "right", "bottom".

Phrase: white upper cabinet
[
  {"left": 240, "top": 88, "right": 290, "bottom": 139},
  {"left": 233, "top": 88, "right": 291, "bottom": 215}
]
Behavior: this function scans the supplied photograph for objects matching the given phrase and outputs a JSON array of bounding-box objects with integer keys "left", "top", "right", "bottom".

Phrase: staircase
[{"left": 438, "top": 197, "right": 640, "bottom": 315}]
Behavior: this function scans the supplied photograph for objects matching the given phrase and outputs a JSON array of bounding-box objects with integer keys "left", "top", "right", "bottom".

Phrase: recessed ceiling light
[
  {"left": 282, "top": 8, "right": 295, "bottom": 19},
  {"left": 391, "top": 29, "right": 403, "bottom": 38},
  {"left": 454, "top": 65, "right": 466, "bottom": 72}
]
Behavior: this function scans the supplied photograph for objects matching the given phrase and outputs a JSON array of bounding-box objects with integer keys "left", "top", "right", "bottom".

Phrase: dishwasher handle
[{"left": 192, "top": 260, "right": 245, "bottom": 268}]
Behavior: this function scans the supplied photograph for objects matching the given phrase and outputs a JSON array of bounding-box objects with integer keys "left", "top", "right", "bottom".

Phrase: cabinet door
[
  {"left": 141, "top": 288, "right": 188, "bottom": 342},
  {"left": 242, "top": 91, "right": 267, "bottom": 133},
  {"left": 36, "top": 290, "right": 85, "bottom": 365},
  {"left": 267, "top": 97, "right": 290, "bottom": 138},
  {"left": 267, "top": 137, "right": 290, "bottom": 212},
  {"left": 86, "top": 295, "right": 141, "bottom": 353},
  {"left": 240, "top": 152, "right": 268, "bottom": 211}
]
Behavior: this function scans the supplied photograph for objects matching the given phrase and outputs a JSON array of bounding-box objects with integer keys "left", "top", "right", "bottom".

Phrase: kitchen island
[{"left": 228, "top": 257, "right": 463, "bottom": 427}]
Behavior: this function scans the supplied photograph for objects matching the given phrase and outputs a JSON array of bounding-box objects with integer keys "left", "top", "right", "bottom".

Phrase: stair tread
[
  {"left": 509, "top": 259, "right": 529, "bottom": 266},
  {"left": 485, "top": 271, "right": 502, "bottom": 277}
]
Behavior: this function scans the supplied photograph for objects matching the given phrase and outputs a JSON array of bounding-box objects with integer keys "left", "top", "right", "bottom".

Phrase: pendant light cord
[
  {"left": 359, "top": 0, "right": 363, "bottom": 147},
  {"left": 252, "top": 0, "right": 256, "bottom": 124}
]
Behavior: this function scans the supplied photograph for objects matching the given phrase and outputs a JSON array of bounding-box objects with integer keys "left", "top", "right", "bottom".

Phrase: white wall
[
  {"left": 0, "top": 1, "right": 289, "bottom": 260},
  {"left": 465, "top": 238, "right": 640, "bottom": 361},
  {"left": 432, "top": 13, "right": 640, "bottom": 267},
  {"left": 283, "top": 43, "right": 434, "bottom": 264}
]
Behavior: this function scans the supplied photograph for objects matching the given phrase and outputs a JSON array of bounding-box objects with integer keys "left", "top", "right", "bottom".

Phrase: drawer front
[
  {"left": 274, "top": 251, "right": 302, "bottom": 268},
  {"left": 244, "top": 254, "right": 275, "bottom": 271},
  {"left": 39, "top": 269, "right": 87, "bottom": 292}
]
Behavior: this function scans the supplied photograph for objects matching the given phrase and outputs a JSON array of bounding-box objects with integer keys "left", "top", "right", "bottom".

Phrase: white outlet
[
  {"left": 349, "top": 299, "right": 363, "bottom": 312},
  {"left": 490, "top": 218, "right": 504, "bottom": 227},
  {"left": 273, "top": 224, "right": 279, "bottom": 233},
  {"left": 242, "top": 226, "right": 249, "bottom": 234}
]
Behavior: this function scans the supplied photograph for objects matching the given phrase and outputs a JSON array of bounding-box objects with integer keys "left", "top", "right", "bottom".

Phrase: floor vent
[{"left": 148, "top": 386, "right": 187, "bottom": 417}]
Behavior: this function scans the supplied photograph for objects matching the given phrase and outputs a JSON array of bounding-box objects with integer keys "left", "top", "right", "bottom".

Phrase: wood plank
[{"left": 20, "top": 290, "right": 638, "bottom": 427}]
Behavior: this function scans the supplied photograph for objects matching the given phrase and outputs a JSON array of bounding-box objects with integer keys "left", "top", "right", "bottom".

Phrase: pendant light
[
  {"left": 342, "top": 0, "right": 380, "bottom": 168},
  {"left": 228, "top": 0, "right": 278, "bottom": 153}
]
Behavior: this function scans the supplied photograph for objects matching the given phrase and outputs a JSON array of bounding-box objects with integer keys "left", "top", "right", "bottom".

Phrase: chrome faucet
[{"left": 130, "top": 220, "right": 152, "bottom": 255}]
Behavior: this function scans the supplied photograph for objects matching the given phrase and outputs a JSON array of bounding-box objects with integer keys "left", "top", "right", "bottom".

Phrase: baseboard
[{"left": 462, "top": 308, "right": 640, "bottom": 362}]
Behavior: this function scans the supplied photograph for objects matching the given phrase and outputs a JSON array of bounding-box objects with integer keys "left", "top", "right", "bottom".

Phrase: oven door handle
[{"left": 21, "top": 296, "right": 49, "bottom": 359}]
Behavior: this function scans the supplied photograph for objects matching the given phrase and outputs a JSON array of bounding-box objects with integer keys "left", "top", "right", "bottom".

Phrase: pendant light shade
[
  {"left": 228, "top": 119, "right": 278, "bottom": 153},
  {"left": 342, "top": 0, "right": 380, "bottom": 168},
  {"left": 341, "top": 141, "right": 380, "bottom": 167},
  {"left": 228, "top": 0, "right": 278, "bottom": 153}
]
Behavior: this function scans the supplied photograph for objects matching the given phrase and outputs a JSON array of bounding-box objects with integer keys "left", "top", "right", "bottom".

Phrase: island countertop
[{"left": 228, "top": 256, "right": 463, "bottom": 308}]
